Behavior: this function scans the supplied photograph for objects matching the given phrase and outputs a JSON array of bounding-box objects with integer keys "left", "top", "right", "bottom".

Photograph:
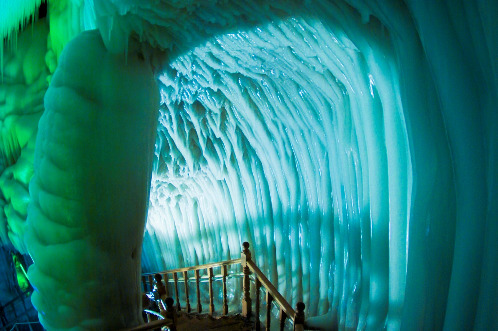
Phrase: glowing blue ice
[{"left": 0, "top": 0, "right": 496, "bottom": 330}]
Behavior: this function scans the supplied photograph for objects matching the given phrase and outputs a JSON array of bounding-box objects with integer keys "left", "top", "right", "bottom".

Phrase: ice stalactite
[
  {"left": 0, "top": 0, "right": 44, "bottom": 48},
  {"left": 138, "top": 0, "right": 493, "bottom": 330},
  {"left": 0, "top": 19, "right": 50, "bottom": 253},
  {"left": 143, "top": 1, "right": 417, "bottom": 329},
  {"left": 0, "top": 0, "right": 496, "bottom": 330},
  {"left": 24, "top": 30, "right": 159, "bottom": 330}
]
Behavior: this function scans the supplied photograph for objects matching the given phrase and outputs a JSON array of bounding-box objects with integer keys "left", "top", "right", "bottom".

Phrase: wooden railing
[
  {"left": 141, "top": 242, "right": 306, "bottom": 331},
  {"left": 142, "top": 258, "right": 241, "bottom": 316},
  {"left": 241, "top": 242, "right": 306, "bottom": 331}
]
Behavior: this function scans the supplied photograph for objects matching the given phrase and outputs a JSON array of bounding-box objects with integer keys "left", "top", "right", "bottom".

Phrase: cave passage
[{"left": 0, "top": 0, "right": 497, "bottom": 330}]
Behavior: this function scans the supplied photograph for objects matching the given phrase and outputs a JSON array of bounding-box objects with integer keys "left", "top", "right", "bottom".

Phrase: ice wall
[
  {"left": 401, "top": 1, "right": 498, "bottom": 329},
  {"left": 145, "top": 5, "right": 415, "bottom": 330},
  {"left": 137, "top": 0, "right": 496, "bottom": 330},
  {"left": 0, "top": 20, "right": 50, "bottom": 254},
  {"left": 0, "top": 0, "right": 496, "bottom": 330}
]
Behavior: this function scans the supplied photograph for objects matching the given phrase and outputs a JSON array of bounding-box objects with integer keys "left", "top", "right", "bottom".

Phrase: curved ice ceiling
[{"left": 0, "top": 0, "right": 497, "bottom": 330}]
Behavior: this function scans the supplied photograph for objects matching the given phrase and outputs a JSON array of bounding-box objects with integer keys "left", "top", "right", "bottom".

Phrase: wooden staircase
[{"left": 128, "top": 242, "right": 307, "bottom": 331}]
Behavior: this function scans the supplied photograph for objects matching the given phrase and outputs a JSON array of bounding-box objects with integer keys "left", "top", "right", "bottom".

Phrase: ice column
[{"left": 25, "top": 30, "right": 159, "bottom": 331}]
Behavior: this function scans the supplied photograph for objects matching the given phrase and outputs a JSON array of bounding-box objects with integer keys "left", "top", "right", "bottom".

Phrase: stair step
[{"left": 175, "top": 313, "right": 256, "bottom": 331}]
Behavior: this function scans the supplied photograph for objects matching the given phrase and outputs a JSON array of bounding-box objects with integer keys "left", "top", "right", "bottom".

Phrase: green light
[{"left": 13, "top": 253, "right": 30, "bottom": 292}]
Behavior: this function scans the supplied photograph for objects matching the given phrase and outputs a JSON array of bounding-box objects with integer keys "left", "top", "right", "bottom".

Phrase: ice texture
[
  {"left": 146, "top": 4, "right": 412, "bottom": 329},
  {"left": 0, "top": 0, "right": 496, "bottom": 330},
  {"left": 0, "top": 19, "right": 49, "bottom": 253},
  {"left": 0, "top": 0, "right": 43, "bottom": 42},
  {"left": 24, "top": 30, "right": 159, "bottom": 330},
  {"left": 138, "top": 1, "right": 497, "bottom": 330}
]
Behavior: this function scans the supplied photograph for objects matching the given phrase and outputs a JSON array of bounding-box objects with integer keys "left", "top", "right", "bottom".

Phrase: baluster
[
  {"left": 173, "top": 272, "right": 181, "bottom": 311},
  {"left": 265, "top": 292, "right": 273, "bottom": 331},
  {"left": 148, "top": 275, "right": 153, "bottom": 293},
  {"left": 182, "top": 270, "right": 191, "bottom": 313},
  {"left": 155, "top": 274, "right": 167, "bottom": 301},
  {"left": 195, "top": 269, "right": 202, "bottom": 313},
  {"left": 241, "top": 242, "right": 252, "bottom": 317},
  {"left": 164, "top": 297, "right": 177, "bottom": 331},
  {"left": 221, "top": 265, "right": 228, "bottom": 315},
  {"left": 293, "top": 302, "right": 305, "bottom": 331},
  {"left": 279, "top": 308, "right": 287, "bottom": 331},
  {"left": 208, "top": 267, "right": 215, "bottom": 315},
  {"left": 255, "top": 278, "right": 261, "bottom": 331}
]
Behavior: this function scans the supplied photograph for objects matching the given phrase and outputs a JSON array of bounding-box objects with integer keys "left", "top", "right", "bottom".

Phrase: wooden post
[
  {"left": 208, "top": 267, "right": 215, "bottom": 315},
  {"left": 164, "top": 297, "right": 177, "bottom": 331},
  {"left": 173, "top": 272, "right": 181, "bottom": 311},
  {"left": 154, "top": 274, "right": 167, "bottom": 301},
  {"left": 195, "top": 269, "right": 202, "bottom": 313},
  {"left": 221, "top": 265, "right": 229, "bottom": 315},
  {"left": 182, "top": 270, "right": 191, "bottom": 313},
  {"left": 279, "top": 308, "right": 287, "bottom": 331},
  {"left": 255, "top": 277, "right": 261, "bottom": 331},
  {"left": 265, "top": 292, "right": 273, "bottom": 331},
  {"left": 293, "top": 302, "right": 305, "bottom": 331},
  {"left": 241, "top": 242, "right": 252, "bottom": 318}
]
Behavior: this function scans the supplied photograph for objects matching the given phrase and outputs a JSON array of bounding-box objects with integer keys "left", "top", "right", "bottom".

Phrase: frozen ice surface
[
  {"left": 0, "top": 0, "right": 496, "bottom": 330},
  {"left": 24, "top": 29, "right": 159, "bottom": 330}
]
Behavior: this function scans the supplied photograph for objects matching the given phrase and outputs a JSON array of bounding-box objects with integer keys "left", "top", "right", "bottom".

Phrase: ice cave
[{"left": 0, "top": 0, "right": 497, "bottom": 330}]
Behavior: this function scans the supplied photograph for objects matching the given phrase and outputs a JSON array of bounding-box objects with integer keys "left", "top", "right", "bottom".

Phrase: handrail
[
  {"left": 240, "top": 242, "right": 306, "bottom": 331},
  {"left": 247, "top": 259, "right": 295, "bottom": 318},
  {"left": 142, "top": 258, "right": 240, "bottom": 315},
  {"left": 142, "top": 258, "right": 241, "bottom": 276},
  {"left": 141, "top": 242, "right": 306, "bottom": 331}
]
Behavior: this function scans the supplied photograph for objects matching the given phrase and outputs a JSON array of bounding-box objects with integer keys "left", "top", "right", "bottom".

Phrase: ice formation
[
  {"left": 0, "top": 19, "right": 49, "bottom": 254},
  {"left": 26, "top": 30, "right": 159, "bottom": 330},
  {"left": 0, "top": 0, "right": 496, "bottom": 330}
]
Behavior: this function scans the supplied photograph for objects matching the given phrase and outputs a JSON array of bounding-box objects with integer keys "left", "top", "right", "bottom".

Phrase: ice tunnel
[{"left": 0, "top": 0, "right": 497, "bottom": 330}]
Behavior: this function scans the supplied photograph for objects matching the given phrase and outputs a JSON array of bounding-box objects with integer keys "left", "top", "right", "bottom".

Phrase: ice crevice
[{"left": 0, "top": 0, "right": 497, "bottom": 330}]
